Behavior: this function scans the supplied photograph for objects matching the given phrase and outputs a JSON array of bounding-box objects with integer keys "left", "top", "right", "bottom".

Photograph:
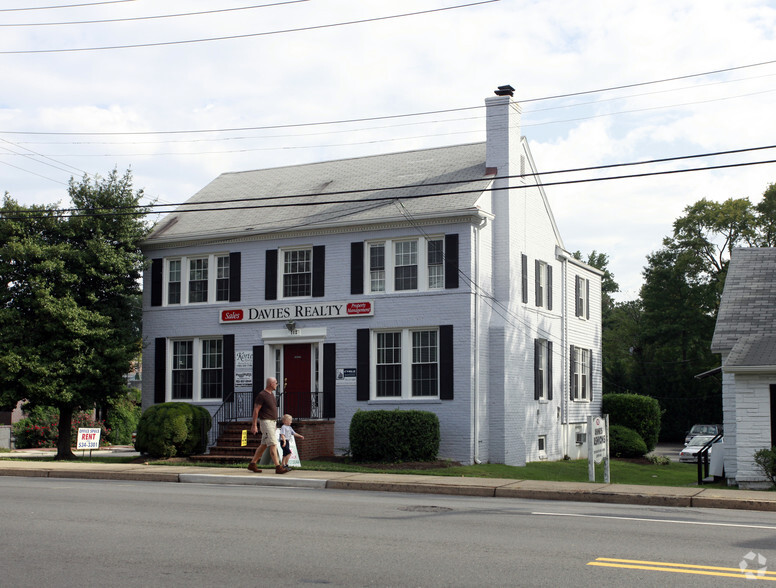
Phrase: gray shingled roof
[
  {"left": 144, "top": 142, "right": 491, "bottom": 245},
  {"left": 711, "top": 247, "right": 776, "bottom": 354},
  {"left": 725, "top": 334, "right": 776, "bottom": 370}
]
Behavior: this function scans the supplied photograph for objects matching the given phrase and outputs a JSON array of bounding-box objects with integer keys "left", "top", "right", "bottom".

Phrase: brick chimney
[{"left": 485, "top": 84, "right": 521, "bottom": 176}]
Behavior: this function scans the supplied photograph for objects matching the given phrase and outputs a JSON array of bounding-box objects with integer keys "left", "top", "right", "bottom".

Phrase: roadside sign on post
[
  {"left": 77, "top": 427, "right": 101, "bottom": 460},
  {"left": 588, "top": 415, "right": 610, "bottom": 483}
]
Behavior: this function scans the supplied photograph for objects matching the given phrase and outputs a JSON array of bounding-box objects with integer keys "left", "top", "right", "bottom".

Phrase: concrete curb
[
  {"left": 3, "top": 463, "right": 776, "bottom": 511},
  {"left": 180, "top": 473, "right": 327, "bottom": 488}
]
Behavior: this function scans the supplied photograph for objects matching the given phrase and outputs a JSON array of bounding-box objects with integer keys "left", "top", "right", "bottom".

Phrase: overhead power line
[
  {"left": 3, "top": 57, "right": 774, "bottom": 137},
  {"left": 0, "top": 0, "right": 134, "bottom": 12},
  {"left": 0, "top": 0, "right": 500, "bottom": 54},
  {"left": 5, "top": 150, "right": 775, "bottom": 220},
  {"left": 0, "top": 1, "right": 309, "bottom": 27}
]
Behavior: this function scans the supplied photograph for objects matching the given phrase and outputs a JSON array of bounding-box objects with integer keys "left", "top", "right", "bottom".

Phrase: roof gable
[{"left": 712, "top": 247, "right": 776, "bottom": 352}]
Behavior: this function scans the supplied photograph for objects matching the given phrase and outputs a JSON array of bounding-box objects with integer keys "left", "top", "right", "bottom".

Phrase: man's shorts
[{"left": 259, "top": 419, "right": 278, "bottom": 447}]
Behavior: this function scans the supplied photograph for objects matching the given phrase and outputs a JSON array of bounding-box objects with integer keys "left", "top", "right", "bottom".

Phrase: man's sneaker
[
  {"left": 247, "top": 463, "right": 261, "bottom": 473},
  {"left": 275, "top": 465, "right": 289, "bottom": 474}
]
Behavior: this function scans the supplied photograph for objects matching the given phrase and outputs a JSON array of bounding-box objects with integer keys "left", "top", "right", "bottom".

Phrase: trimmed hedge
[
  {"left": 602, "top": 393, "right": 661, "bottom": 452},
  {"left": 609, "top": 424, "right": 648, "bottom": 458},
  {"left": 134, "top": 402, "right": 211, "bottom": 458},
  {"left": 350, "top": 409, "right": 439, "bottom": 462}
]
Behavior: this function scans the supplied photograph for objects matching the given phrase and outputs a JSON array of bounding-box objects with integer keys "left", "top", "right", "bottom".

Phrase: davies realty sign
[{"left": 220, "top": 300, "right": 374, "bottom": 324}]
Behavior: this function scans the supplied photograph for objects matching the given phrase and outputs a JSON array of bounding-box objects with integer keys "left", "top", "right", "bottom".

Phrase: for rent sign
[
  {"left": 76, "top": 428, "right": 101, "bottom": 450},
  {"left": 220, "top": 300, "right": 374, "bottom": 324}
]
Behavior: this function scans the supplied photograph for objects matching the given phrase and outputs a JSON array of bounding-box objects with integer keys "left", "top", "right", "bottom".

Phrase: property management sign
[{"left": 220, "top": 300, "right": 374, "bottom": 324}]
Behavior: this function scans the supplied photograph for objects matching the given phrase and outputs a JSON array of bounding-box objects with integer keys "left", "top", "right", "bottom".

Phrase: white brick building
[
  {"left": 711, "top": 247, "right": 776, "bottom": 487},
  {"left": 141, "top": 85, "right": 603, "bottom": 465}
]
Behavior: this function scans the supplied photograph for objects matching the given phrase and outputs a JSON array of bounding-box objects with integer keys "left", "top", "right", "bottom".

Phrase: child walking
[{"left": 279, "top": 414, "right": 304, "bottom": 469}]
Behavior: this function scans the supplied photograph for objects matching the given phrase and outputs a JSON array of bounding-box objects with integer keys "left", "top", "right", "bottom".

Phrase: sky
[{"left": 1, "top": 0, "right": 775, "bottom": 301}]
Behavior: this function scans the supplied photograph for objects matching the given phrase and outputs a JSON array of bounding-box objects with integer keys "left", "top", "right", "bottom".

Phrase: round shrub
[
  {"left": 350, "top": 409, "right": 439, "bottom": 462},
  {"left": 609, "top": 424, "right": 648, "bottom": 458},
  {"left": 602, "top": 393, "right": 661, "bottom": 452},
  {"left": 134, "top": 402, "right": 211, "bottom": 458}
]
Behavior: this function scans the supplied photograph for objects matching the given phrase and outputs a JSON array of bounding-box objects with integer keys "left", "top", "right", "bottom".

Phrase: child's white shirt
[{"left": 280, "top": 424, "right": 296, "bottom": 440}]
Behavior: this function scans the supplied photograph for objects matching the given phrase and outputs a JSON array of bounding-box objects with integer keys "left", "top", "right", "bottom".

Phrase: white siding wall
[{"left": 732, "top": 373, "right": 773, "bottom": 488}]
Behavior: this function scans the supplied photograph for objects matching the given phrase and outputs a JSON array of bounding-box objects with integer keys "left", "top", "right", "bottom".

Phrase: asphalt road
[{"left": 2, "top": 477, "right": 774, "bottom": 587}]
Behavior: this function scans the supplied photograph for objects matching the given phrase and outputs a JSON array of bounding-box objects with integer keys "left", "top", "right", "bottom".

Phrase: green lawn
[{"left": 1, "top": 454, "right": 733, "bottom": 489}]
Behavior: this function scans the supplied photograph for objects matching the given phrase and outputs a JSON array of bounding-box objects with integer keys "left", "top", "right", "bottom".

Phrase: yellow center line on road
[{"left": 587, "top": 557, "right": 776, "bottom": 580}]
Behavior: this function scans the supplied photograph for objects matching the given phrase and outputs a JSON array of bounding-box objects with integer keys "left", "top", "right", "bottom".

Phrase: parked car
[
  {"left": 684, "top": 424, "right": 723, "bottom": 445},
  {"left": 679, "top": 435, "right": 722, "bottom": 463}
]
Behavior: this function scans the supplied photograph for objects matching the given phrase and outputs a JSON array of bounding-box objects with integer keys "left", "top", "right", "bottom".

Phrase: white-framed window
[
  {"left": 365, "top": 237, "right": 444, "bottom": 294},
  {"left": 373, "top": 328, "right": 439, "bottom": 399},
  {"left": 164, "top": 254, "right": 229, "bottom": 306},
  {"left": 538, "top": 435, "right": 547, "bottom": 456},
  {"left": 535, "top": 260, "right": 552, "bottom": 308},
  {"left": 576, "top": 276, "right": 589, "bottom": 319},
  {"left": 170, "top": 337, "right": 223, "bottom": 400},
  {"left": 534, "top": 338, "right": 554, "bottom": 401},
  {"left": 572, "top": 346, "right": 590, "bottom": 401},
  {"left": 369, "top": 242, "right": 386, "bottom": 292},
  {"left": 281, "top": 247, "right": 312, "bottom": 298},
  {"left": 536, "top": 339, "right": 549, "bottom": 400}
]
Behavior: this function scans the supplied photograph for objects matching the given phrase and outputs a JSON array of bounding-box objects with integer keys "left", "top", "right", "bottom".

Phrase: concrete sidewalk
[{"left": 2, "top": 454, "right": 776, "bottom": 512}]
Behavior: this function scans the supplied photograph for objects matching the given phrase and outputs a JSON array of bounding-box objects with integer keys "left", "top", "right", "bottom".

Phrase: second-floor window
[
  {"left": 283, "top": 248, "right": 312, "bottom": 298},
  {"left": 366, "top": 237, "right": 444, "bottom": 294},
  {"left": 575, "top": 276, "right": 589, "bottom": 319},
  {"left": 165, "top": 254, "right": 230, "bottom": 305},
  {"left": 535, "top": 260, "right": 552, "bottom": 309}
]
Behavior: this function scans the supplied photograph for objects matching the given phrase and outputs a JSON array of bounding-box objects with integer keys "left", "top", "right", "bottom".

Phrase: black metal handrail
[
  {"left": 206, "top": 389, "right": 330, "bottom": 450},
  {"left": 206, "top": 391, "right": 255, "bottom": 450},
  {"left": 697, "top": 432, "right": 724, "bottom": 485}
]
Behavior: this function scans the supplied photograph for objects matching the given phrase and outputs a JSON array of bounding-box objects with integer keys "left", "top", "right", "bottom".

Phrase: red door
[{"left": 283, "top": 344, "right": 311, "bottom": 419}]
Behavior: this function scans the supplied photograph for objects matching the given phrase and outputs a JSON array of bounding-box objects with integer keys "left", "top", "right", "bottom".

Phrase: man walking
[{"left": 247, "top": 377, "right": 289, "bottom": 474}]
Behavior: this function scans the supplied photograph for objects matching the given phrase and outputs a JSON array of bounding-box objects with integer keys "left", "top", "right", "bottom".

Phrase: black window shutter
[
  {"left": 154, "top": 337, "right": 166, "bottom": 404},
  {"left": 521, "top": 254, "right": 528, "bottom": 303},
  {"left": 439, "top": 325, "right": 454, "bottom": 399},
  {"left": 585, "top": 279, "right": 590, "bottom": 320},
  {"left": 569, "top": 345, "right": 576, "bottom": 400},
  {"left": 351, "top": 242, "right": 364, "bottom": 295},
  {"left": 222, "top": 334, "right": 235, "bottom": 402},
  {"left": 229, "top": 252, "right": 241, "bottom": 302},
  {"left": 575, "top": 276, "right": 580, "bottom": 317},
  {"left": 534, "top": 339, "right": 541, "bottom": 400},
  {"left": 547, "top": 340, "right": 553, "bottom": 400},
  {"left": 323, "top": 343, "right": 336, "bottom": 418},
  {"left": 265, "top": 250, "right": 277, "bottom": 301},
  {"left": 313, "top": 245, "right": 325, "bottom": 297},
  {"left": 547, "top": 265, "right": 553, "bottom": 311},
  {"left": 356, "top": 329, "right": 369, "bottom": 401},
  {"left": 588, "top": 349, "right": 594, "bottom": 402},
  {"left": 151, "top": 258, "right": 163, "bottom": 307},
  {"left": 535, "top": 260, "right": 541, "bottom": 307},
  {"left": 252, "top": 345, "right": 265, "bottom": 403},
  {"left": 444, "top": 234, "right": 459, "bottom": 289}
]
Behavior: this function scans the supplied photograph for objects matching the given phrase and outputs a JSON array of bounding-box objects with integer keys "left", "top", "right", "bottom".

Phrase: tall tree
[
  {"left": 0, "top": 169, "right": 147, "bottom": 459},
  {"left": 755, "top": 182, "right": 776, "bottom": 246}
]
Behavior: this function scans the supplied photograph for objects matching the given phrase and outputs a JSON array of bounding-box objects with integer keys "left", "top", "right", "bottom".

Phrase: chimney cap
[{"left": 494, "top": 84, "right": 515, "bottom": 97}]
